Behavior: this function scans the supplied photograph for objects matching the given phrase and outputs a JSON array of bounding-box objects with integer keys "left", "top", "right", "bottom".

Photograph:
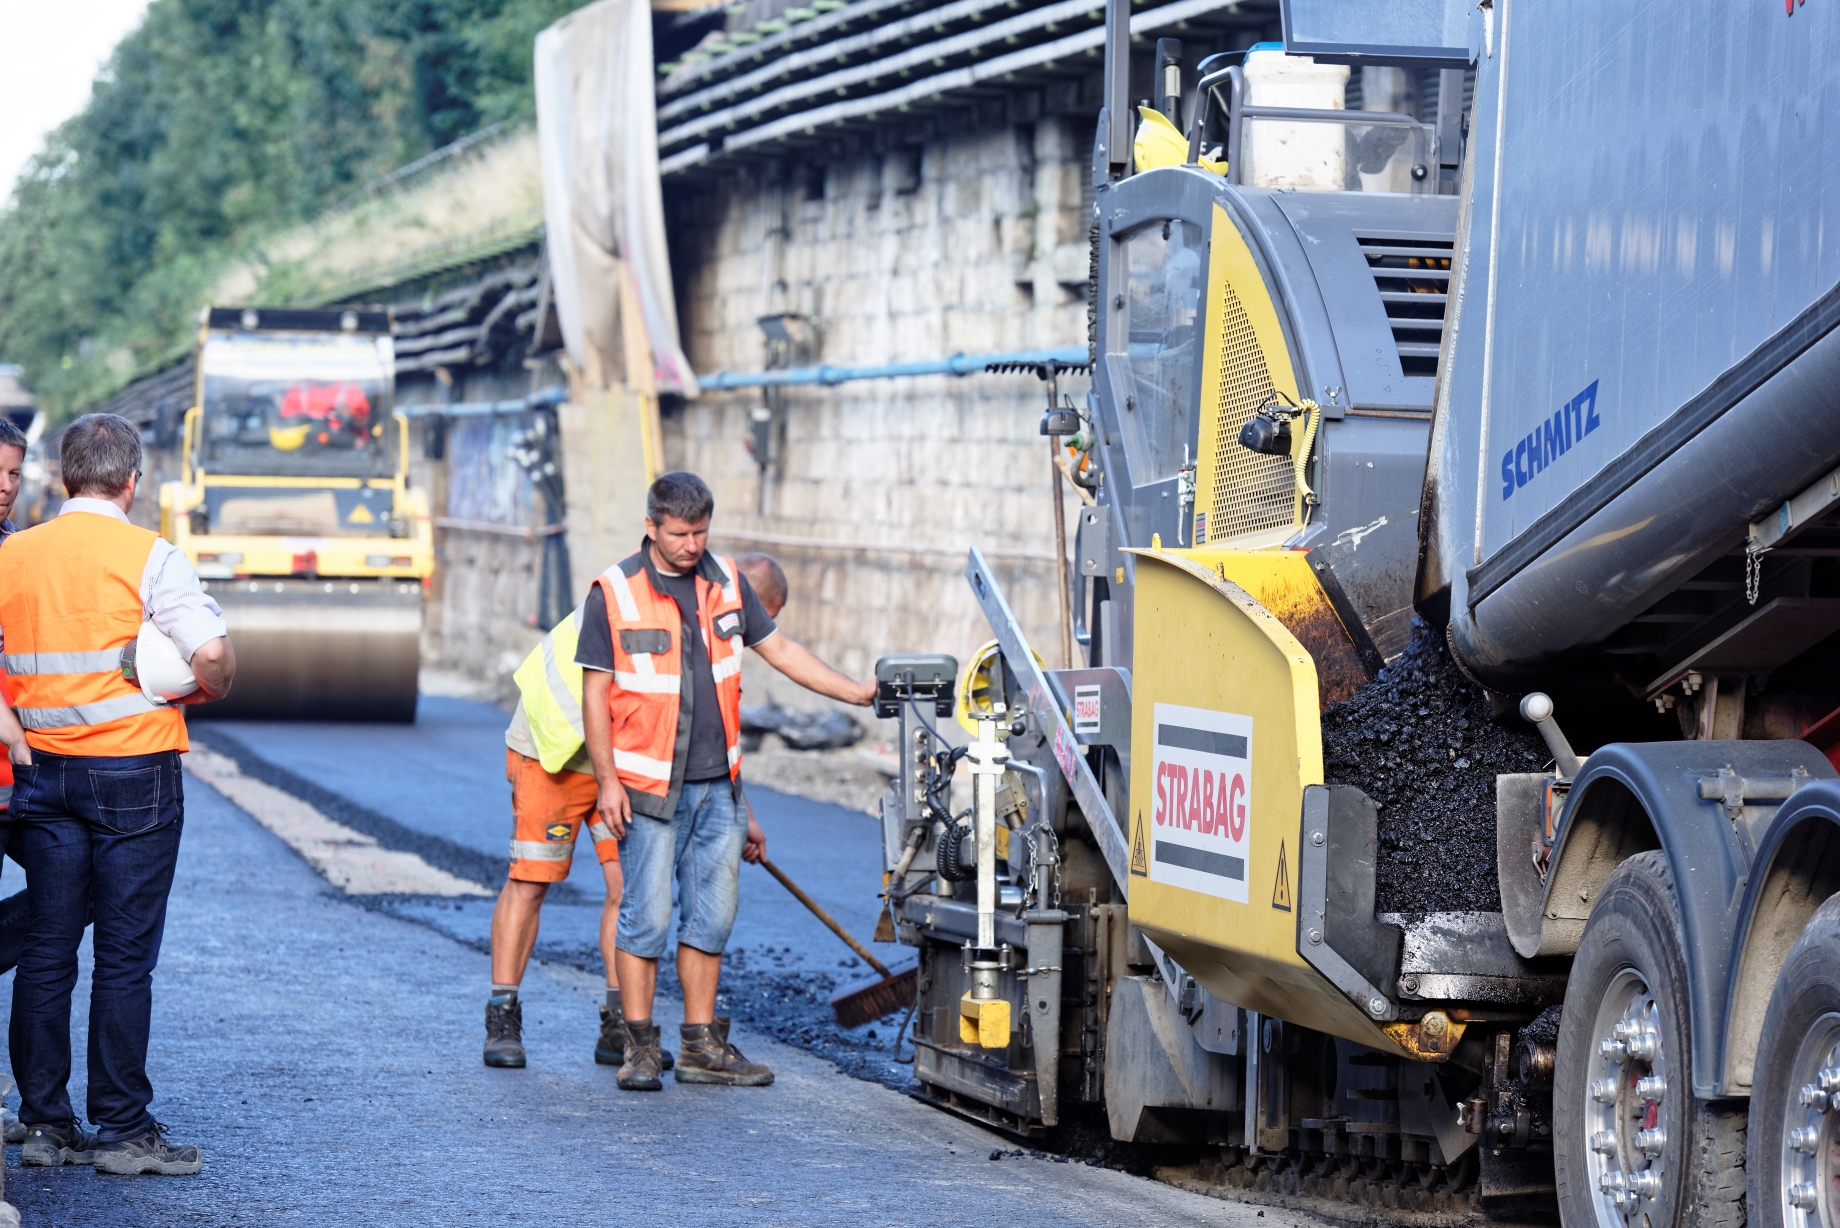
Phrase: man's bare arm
[
  {"left": 582, "top": 669, "right": 633, "bottom": 839},
  {"left": 175, "top": 635, "right": 236, "bottom": 704},
  {"left": 752, "top": 633, "right": 876, "bottom": 706}
]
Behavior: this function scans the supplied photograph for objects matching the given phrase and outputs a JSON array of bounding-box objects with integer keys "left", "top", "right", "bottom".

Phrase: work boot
[
  {"left": 2, "top": 1104, "right": 23, "bottom": 1144},
  {"left": 675, "top": 1016, "right": 774, "bottom": 1086},
  {"left": 21, "top": 1120, "right": 96, "bottom": 1167},
  {"left": 596, "top": 1005, "right": 673, "bottom": 1069},
  {"left": 92, "top": 1122, "right": 203, "bottom": 1176},
  {"left": 484, "top": 995, "right": 526, "bottom": 1068},
  {"left": 617, "top": 1019, "right": 665, "bottom": 1091}
]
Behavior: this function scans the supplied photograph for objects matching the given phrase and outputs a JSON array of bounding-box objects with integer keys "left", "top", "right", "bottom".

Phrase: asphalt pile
[{"left": 1321, "top": 620, "right": 1547, "bottom": 914}]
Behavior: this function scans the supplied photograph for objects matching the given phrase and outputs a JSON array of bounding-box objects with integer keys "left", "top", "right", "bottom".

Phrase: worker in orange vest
[
  {"left": 0, "top": 414, "right": 236, "bottom": 1177},
  {"left": 581, "top": 472, "right": 876, "bottom": 1091}
]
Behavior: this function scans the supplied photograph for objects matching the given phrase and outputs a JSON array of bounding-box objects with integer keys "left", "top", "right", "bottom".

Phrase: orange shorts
[{"left": 506, "top": 749, "right": 617, "bottom": 883}]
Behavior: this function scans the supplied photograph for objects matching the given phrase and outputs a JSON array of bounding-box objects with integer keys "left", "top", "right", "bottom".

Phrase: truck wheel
[
  {"left": 1555, "top": 851, "right": 1745, "bottom": 1228},
  {"left": 1747, "top": 893, "right": 1840, "bottom": 1228}
]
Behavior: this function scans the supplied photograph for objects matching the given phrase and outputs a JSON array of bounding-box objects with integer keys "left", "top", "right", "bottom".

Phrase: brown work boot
[
  {"left": 675, "top": 1016, "right": 774, "bottom": 1086},
  {"left": 596, "top": 1005, "right": 673, "bottom": 1069},
  {"left": 617, "top": 1019, "right": 665, "bottom": 1091}
]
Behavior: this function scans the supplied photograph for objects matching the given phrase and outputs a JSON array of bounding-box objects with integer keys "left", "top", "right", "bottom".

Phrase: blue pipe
[
  {"left": 395, "top": 385, "right": 566, "bottom": 418},
  {"left": 696, "top": 347, "right": 1090, "bottom": 391}
]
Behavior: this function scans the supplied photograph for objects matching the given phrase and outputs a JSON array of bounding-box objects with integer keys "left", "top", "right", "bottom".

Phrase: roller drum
[{"left": 193, "top": 578, "right": 422, "bottom": 722}]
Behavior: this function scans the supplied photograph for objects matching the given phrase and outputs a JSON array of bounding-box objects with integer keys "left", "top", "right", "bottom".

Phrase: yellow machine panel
[
  {"left": 1126, "top": 547, "right": 1398, "bottom": 1052},
  {"left": 1193, "top": 202, "right": 1303, "bottom": 549}
]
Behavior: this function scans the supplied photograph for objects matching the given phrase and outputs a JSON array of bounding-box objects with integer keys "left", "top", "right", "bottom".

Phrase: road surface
[{"left": 0, "top": 696, "right": 1320, "bottom": 1227}]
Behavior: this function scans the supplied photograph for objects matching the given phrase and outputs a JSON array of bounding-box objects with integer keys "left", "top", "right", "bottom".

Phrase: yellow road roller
[{"left": 159, "top": 307, "right": 431, "bottom": 721}]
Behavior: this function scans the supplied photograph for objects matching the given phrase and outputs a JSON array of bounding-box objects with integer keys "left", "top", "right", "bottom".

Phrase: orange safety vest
[
  {"left": 0, "top": 512, "right": 188, "bottom": 758},
  {"left": 594, "top": 547, "right": 745, "bottom": 817}
]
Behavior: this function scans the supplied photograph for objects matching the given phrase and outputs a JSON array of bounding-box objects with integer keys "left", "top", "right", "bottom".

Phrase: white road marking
[{"left": 186, "top": 748, "right": 491, "bottom": 897}]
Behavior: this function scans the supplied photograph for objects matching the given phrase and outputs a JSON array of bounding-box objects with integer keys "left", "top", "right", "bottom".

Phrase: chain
[
  {"left": 1746, "top": 542, "right": 1768, "bottom": 606},
  {"left": 1024, "top": 823, "right": 1062, "bottom": 909}
]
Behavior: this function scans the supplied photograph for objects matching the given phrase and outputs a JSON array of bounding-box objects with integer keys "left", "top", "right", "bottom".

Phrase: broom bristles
[{"left": 831, "top": 964, "right": 917, "bottom": 1029}]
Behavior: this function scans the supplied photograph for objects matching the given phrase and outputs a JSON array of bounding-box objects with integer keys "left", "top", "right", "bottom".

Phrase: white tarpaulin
[{"left": 535, "top": 1, "right": 697, "bottom": 396}]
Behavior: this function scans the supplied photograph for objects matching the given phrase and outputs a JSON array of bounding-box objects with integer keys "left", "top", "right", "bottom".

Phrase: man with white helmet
[{"left": 0, "top": 414, "right": 235, "bottom": 1177}]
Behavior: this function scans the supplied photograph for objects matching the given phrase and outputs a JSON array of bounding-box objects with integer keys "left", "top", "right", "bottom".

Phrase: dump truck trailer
[
  {"left": 876, "top": 2, "right": 1840, "bottom": 1224},
  {"left": 159, "top": 307, "right": 432, "bottom": 721}
]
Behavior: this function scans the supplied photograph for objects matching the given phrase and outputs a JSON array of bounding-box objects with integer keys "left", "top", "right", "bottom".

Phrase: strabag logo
[
  {"left": 1500, "top": 379, "right": 1600, "bottom": 501},
  {"left": 1150, "top": 702, "right": 1252, "bottom": 902}
]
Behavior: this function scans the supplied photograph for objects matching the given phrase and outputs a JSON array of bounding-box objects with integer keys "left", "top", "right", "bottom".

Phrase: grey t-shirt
[{"left": 578, "top": 564, "right": 776, "bottom": 781}]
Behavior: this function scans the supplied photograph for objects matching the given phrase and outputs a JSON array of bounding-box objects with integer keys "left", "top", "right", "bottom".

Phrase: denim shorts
[{"left": 615, "top": 779, "right": 744, "bottom": 959}]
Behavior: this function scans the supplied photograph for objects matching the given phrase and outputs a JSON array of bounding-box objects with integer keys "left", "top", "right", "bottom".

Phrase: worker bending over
[
  {"left": 481, "top": 552, "right": 786, "bottom": 1070},
  {"left": 585, "top": 473, "right": 873, "bottom": 1090},
  {"left": 0, "top": 414, "right": 235, "bottom": 1175}
]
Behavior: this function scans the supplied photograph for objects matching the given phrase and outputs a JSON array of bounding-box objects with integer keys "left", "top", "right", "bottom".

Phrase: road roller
[
  {"left": 159, "top": 307, "right": 431, "bottom": 721},
  {"left": 873, "top": 1, "right": 1840, "bottom": 1223}
]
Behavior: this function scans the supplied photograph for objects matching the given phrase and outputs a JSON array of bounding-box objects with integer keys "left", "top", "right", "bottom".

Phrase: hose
[{"left": 1290, "top": 399, "right": 1322, "bottom": 524}]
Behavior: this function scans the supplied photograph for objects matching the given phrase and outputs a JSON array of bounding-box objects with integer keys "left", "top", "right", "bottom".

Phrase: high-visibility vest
[
  {"left": 595, "top": 550, "right": 746, "bottom": 814},
  {"left": 512, "top": 603, "right": 587, "bottom": 774},
  {"left": 0, "top": 513, "right": 188, "bottom": 758}
]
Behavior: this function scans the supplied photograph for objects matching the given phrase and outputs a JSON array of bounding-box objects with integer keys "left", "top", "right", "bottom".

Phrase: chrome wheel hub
[
  {"left": 1585, "top": 969, "right": 1669, "bottom": 1228},
  {"left": 1778, "top": 1013, "right": 1840, "bottom": 1228}
]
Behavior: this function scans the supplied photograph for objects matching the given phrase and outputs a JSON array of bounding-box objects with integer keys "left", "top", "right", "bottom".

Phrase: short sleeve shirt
[{"left": 578, "top": 557, "right": 776, "bottom": 781}]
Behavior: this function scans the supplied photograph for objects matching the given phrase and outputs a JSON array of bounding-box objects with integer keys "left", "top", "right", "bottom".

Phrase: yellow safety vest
[{"left": 513, "top": 604, "right": 587, "bottom": 774}]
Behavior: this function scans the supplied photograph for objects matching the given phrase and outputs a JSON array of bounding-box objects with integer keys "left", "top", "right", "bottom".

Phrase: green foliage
[{"left": 0, "top": 0, "right": 579, "bottom": 419}]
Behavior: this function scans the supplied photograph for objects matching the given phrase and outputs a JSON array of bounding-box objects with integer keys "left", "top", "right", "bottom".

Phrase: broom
[{"left": 756, "top": 856, "right": 918, "bottom": 1028}]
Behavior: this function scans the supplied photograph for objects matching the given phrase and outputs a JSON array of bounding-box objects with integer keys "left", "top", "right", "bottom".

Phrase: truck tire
[
  {"left": 1554, "top": 851, "right": 1745, "bottom": 1228},
  {"left": 1747, "top": 892, "right": 1840, "bottom": 1228}
]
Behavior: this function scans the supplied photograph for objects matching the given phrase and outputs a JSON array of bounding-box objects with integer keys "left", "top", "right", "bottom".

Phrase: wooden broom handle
[{"left": 758, "top": 856, "right": 893, "bottom": 979}]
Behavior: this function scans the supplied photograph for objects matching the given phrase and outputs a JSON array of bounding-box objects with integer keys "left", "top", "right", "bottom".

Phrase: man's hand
[
  {"left": 0, "top": 701, "right": 31, "bottom": 767},
  {"left": 753, "top": 634, "right": 877, "bottom": 707},
  {"left": 597, "top": 776, "right": 634, "bottom": 841},
  {"left": 742, "top": 802, "right": 766, "bottom": 864}
]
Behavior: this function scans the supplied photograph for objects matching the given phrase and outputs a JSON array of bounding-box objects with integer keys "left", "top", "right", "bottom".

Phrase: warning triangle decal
[
  {"left": 1130, "top": 810, "right": 1148, "bottom": 877},
  {"left": 1271, "top": 840, "right": 1292, "bottom": 912}
]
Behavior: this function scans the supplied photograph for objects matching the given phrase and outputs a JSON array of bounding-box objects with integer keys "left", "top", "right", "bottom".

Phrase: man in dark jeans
[{"left": 0, "top": 414, "right": 235, "bottom": 1175}]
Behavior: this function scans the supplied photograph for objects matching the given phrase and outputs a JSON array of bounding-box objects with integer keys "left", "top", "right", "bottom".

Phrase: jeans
[
  {"left": 615, "top": 779, "right": 744, "bottom": 959},
  {"left": 7, "top": 749, "right": 184, "bottom": 1140}
]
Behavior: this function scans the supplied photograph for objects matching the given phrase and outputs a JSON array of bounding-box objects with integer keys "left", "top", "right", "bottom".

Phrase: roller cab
[{"left": 159, "top": 308, "right": 431, "bottom": 721}]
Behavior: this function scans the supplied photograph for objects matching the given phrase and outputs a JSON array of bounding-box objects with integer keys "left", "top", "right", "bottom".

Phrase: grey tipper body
[{"left": 1422, "top": 0, "right": 1840, "bottom": 692}]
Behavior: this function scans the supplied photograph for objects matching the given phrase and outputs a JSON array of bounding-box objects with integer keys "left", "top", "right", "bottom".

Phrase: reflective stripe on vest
[
  {"left": 512, "top": 605, "right": 588, "bottom": 774},
  {"left": 509, "top": 839, "right": 573, "bottom": 862},
  {"left": 0, "top": 514, "right": 185, "bottom": 757},
  {"left": 614, "top": 747, "right": 674, "bottom": 782},
  {"left": 0, "top": 785, "right": 10, "bottom": 808},
  {"left": 595, "top": 551, "right": 747, "bottom": 802},
  {"left": 15, "top": 692, "right": 160, "bottom": 729},
  {"left": 6, "top": 649, "right": 125, "bottom": 675}
]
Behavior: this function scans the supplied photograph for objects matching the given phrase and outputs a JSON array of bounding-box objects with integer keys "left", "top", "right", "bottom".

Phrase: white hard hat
[{"left": 128, "top": 621, "right": 199, "bottom": 705}]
